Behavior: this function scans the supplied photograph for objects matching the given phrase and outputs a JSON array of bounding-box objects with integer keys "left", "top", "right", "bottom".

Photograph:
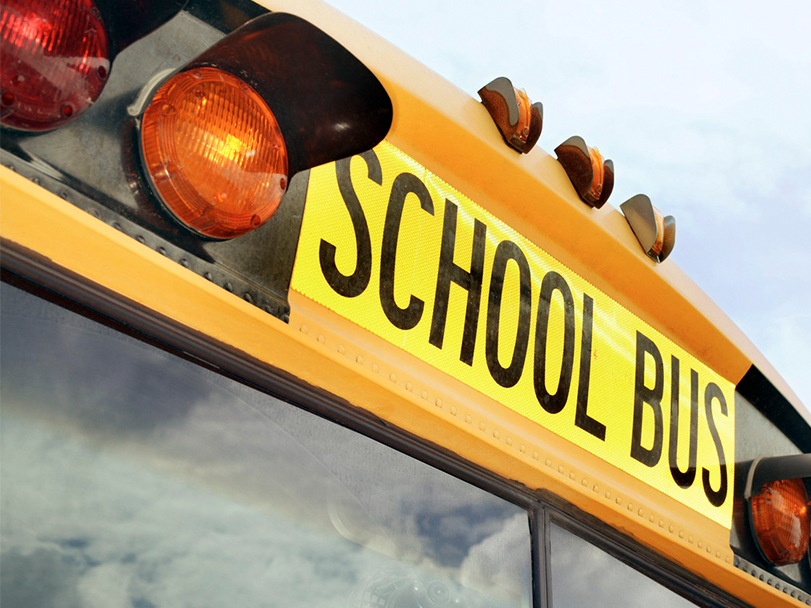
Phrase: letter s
[{"left": 319, "top": 150, "right": 380, "bottom": 297}]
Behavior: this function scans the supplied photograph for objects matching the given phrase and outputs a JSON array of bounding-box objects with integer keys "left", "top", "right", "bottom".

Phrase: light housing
[{"left": 137, "top": 12, "right": 392, "bottom": 240}]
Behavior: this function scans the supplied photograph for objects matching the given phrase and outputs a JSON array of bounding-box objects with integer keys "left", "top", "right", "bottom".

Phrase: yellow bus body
[{"left": 1, "top": 0, "right": 807, "bottom": 605}]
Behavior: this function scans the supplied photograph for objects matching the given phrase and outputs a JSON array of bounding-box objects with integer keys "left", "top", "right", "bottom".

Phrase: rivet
[
  {"left": 449, "top": 405, "right": 457, "bottom": 415},
  {"left": 520, "top": 445, "right": 526, "bottom": 453},
  {"left": 372, "top": 364, "right": 380, "bottom": 373},
  {"left": 224, "top": 282, "right": 233, "bottom": 292},
  {"left": 568, "top": 472, "right": 575, "bottom": 480},
  {"left": 478, "top": 422, "right": 486, "bottom": 431},
  {"left": 506, "top": 437, "right": 513, "bottom": 446},
  {"left": 157, "top": 246, "right": 167, "bottom": 256},
  {"left": 421, "top": 391, "right": 428, "bottom": 400},
  {"left": 689, "top": 537, "right": 694, "bottom": 544},
  {"left": 300, "top": 325, "right": 309, "bottom": 334},
  {"left": 532, "top": 452, "right": 539, "bottom": 460},
  {"left": 493, "top": 430, "right": 500, "bottom": 439},
  {"left": 581, "top": 478, "right": 588, "bottom": 487},
  {"left": 545, "top": 459, "right": 552, "bottom": 467},
  {"left": 593, "top": 485, "right": 599, "bottom": 493},
  {"left": 406, "top": 382, "right": 413, "bottom": 391},
  {"left": 558, "top": 466, "right": 565, "bottom": 474},
  {"left": 658, "top": 520, "right": 664, "bottom": 528},
  {"left": 338, "top": 345, "right": 346, "bottom": 355},
  {"left": 679, "top": 531, "right": 685, "bottom": 539},
  {"left": 697, "top": 541, "right": 702, "bottom": 549},
  {"left": 465, "top": 415, "right": 472, "bottom": 424},
  {"left": 356, "top": 355, "right": 364, "bottom": 364},
  {"left": 244, "top": 293, "right": 254, "bottom": 304},
  {"left": 389, "top": 373, "right": 397, "bottom": 383},
  {"left": 668, "top": 525, "right": 674, "bottom": 533},
  {"left": 615, "top": 497, "right": 621, "bottom": 505},
  {"left": 436, "top": 398, "right": 443, "bottom": 408},
  {"left": 627, "top": 504, "right": 633, "bottom": 512}
]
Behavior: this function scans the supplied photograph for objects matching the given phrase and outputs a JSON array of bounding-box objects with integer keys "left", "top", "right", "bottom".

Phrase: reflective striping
[{"left": 292, "top": 141, "right": 735, "bottom": 528}]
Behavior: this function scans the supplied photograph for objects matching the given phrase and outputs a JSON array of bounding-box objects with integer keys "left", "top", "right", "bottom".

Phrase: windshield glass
[{"left": 0, "top": 281, "right": 532, "bottom": 608}]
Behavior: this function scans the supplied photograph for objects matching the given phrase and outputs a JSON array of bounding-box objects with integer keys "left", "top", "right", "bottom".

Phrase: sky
[{"left": 325, "top": 0, "right": 811, "bottom": 415}]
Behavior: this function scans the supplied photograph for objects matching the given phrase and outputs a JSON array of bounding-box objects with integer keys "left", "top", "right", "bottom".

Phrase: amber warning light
[
  {"left": 135, "top": 12, "right": 391, "bottom": 241},
  {"left": 140, "top": 68, "right": 288, "bottom": 240},
  {"left": 750, "top": 478, "right": 810, "bottom": 566},
  {"left": 745, "top": 455, "right": 811, "bottom": 566}
]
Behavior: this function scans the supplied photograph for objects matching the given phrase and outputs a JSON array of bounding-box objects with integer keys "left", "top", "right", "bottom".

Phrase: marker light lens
[
  {"left": 140, "top": 67, "right": 288, "bottom": 240},
  {"left": 0, "top": 0, "right": 110, "bottom": 131},
  {"left": 750, "top": 478, "right": 810, "bottom": 565}
]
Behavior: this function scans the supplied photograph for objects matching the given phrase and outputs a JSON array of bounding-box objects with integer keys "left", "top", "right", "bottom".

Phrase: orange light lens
[
  {"left": 140, "top": 67, "right": 288, "bottom": 239},
  {"left": 587, "top": 146, "right": 604, "bottom": 202},
  {"left": 750, "top": 478, "right": 810, "bottom": 565}
]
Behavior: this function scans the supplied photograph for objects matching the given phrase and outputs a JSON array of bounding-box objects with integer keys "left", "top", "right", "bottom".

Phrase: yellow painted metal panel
[{"left": 292, "top": 141, "right": 736, "bottom": 528}]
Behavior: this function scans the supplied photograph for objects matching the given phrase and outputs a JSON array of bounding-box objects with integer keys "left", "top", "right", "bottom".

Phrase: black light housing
[{"left": 176, "top": 12, "right": 393, "bottom": 178}]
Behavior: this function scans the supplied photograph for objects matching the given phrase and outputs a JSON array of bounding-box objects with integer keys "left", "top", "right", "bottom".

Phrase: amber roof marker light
[
  {"left": 136, "top": 12, "right": 392, "bottom": 240},
  {"left": 620, "top": 194, "right": 676, "bottom": 263},
  {"left": 555, "top": 135, "right": 615, "bottom": 208},
  {"left": 478, "top": 76, "right": 543, "bottom": 154},
  {"left": 744, "top": 454, "right": 811, "bottom": 566}
]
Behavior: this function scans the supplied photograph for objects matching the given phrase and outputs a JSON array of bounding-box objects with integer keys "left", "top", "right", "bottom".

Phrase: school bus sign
[{"left": 292, "top": 141, "right": 735, "bottom": 528}]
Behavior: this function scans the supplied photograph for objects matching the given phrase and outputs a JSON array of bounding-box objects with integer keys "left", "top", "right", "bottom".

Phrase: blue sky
[{"left": 328, "top": 0, "right": 811, "bottom": 415}]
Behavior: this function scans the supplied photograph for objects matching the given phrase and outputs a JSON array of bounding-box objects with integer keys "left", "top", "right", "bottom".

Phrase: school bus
[{"left": 1, "top": 1, "right": 809, "bottom": 607}]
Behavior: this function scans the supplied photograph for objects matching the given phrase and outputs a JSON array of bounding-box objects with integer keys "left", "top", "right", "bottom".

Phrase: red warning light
[{"left": 0, "top": 0, "right": 111, "bottom": 131}]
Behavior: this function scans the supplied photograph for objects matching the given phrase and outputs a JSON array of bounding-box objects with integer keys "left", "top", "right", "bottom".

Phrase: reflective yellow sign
[{"left": 292, "top": 141, "right": 735, "bottom": 528}]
